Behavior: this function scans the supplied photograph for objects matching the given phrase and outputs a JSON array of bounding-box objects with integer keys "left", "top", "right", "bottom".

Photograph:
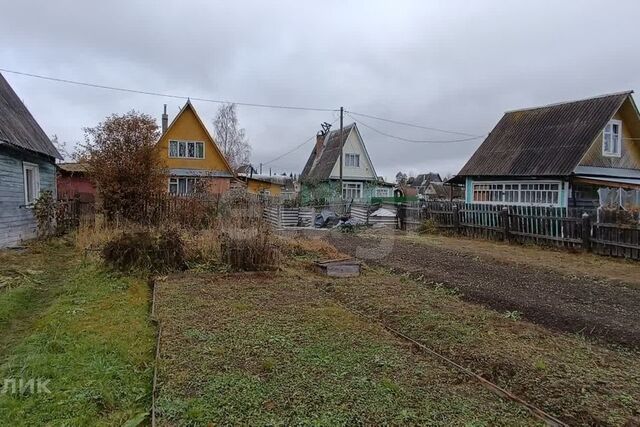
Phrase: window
[
  {"left": 169, "top": 140, "right": 205, "bottom": 159},
  {"left": 603, "top": 119, "right": 622, "bottom": 157},
  {"left": 345, "top": 153, "right": 360, "bottom": 167},
  {"left": 169, "top": 177, "right": 198, "bottom": 195},
  {"left": 375, "top": 187, "right": 390, "bottom": 197},
  {"left": 342, "top": 182, "right": 362, "bottom": 199},
  {"left": 472, "top": 181, "right": 560, "bottom": 206},
  {"left": 23, "top": 162, "right": 40, "bottom": 205}
]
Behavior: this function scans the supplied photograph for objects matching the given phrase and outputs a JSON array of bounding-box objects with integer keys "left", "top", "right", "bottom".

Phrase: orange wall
[
  {"left": 246, "top": 178, "right": 282, "bottom": 195},
  {"left": 206, "top": 177, "right": 232, "bottom": 194},
  {"left": 156, "top": 104, "right": 232, "bottom": 173}
]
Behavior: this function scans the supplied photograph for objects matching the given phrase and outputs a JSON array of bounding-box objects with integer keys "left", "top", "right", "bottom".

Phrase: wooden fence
[{"left": 401, "top": 201, "right": 640, "bottom": 260}]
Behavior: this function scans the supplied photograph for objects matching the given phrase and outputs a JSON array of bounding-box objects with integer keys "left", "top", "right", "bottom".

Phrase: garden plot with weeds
[
  {"left": 153, "top": 272, "right": 535, "bottom": 426},
  {"left": 154, "top": 236, "right": 640, "bottom": 426}
]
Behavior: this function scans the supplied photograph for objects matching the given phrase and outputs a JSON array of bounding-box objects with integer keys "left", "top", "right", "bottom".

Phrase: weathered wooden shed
[{"left": 0, "top": 72, "right": 62, "bottom": 247}]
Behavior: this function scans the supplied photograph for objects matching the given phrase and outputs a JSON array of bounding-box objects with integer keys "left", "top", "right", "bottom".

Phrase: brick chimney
[
  {"left": 315, "top": 132, "right": 325, "bottom": 154},
  {"left": 161, "top": 104, "right": 168, "bottom": 134}
]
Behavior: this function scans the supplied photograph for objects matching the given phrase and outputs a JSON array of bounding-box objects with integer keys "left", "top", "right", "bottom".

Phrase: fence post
[
  {"left": 581, "top": 212, "right": 591, "bottom": 252},
  {"left": 397, "top": 202, "right": 407, "bottom": 230},
  {"left": 453, "top": 204, "right": 460, "bottom": 234},
  {"left": 501, "top": 207, "right": 510, "bottom": 242}
]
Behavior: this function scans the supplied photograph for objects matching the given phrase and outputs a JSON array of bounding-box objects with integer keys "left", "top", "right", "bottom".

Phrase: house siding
[
  {"left": 328, "top": 129, "right": 376, "bottom": 180},
  {"left": 0, "top": 146, "right": 56, "bottom": 247},
  {"left": 579, "top": 108, "right": 640, "bottom": 170},
  {"left": 300, "top": 180, "right": 388, "bottom": 203},
  {"left": 156, "top": 102, "right": 234, "bottom": 195}
]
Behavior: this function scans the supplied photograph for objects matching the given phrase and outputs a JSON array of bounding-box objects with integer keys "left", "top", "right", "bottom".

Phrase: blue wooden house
[
  {"left": 0, "top": 72, "right": 62, "bottom": 247},
  {"left": 451, "top": 92, "right": 640, "bottom": 209}
]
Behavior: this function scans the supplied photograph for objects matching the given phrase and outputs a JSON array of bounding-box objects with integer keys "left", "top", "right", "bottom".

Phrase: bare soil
[{"left": 316, "top": 229, "right": 640, "bottom": 348}]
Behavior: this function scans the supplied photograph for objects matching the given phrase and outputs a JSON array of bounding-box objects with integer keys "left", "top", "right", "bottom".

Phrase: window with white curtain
[
  {"left": 345, "top": 153, "right": 360, "bottom": 167},
  {"left": 169, "top": 140, "right": 205, "bottom": 159},
  {"left": 168, "top": 177, "right": 198, "bottom": 195},
  {"left": 23, "top": 162, "right": 40, "bottom": 205},
  {"left": 603, "top": 120, "right": 622, "bottom": 157}
]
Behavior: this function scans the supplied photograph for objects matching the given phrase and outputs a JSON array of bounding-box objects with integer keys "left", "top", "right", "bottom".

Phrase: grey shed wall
[{"left": 0, "top": 145, "right": 56, "bottom": 247}]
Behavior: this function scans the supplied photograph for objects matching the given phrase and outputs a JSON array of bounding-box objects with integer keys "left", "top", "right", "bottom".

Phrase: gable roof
[
  {"left": 427, "top": 181, "right": 449, "bottom": 198},
  {"left": 58, "top": 162, "right": 90, "bottom": 174},
  {"left": 457, "top": 91, "right": 633, "bottom": 177},
  {"left": 158, "top": 100, "right": 234, "bottom": 174},
  {"left": 407, "top": 173, "right": 442, "bottom": 188},
  {"left": 0, "top": 72, "right": 62, "bottom": 159},
  {"left": 301, "top": 123, "right": 378, "bottom": 181}
]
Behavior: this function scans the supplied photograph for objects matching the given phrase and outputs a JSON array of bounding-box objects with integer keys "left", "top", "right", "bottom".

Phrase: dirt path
[{"left": 321, "top": 231, "right": 640, "bottom": 348}]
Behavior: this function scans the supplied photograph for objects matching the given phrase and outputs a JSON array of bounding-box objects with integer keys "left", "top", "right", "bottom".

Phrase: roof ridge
[{"left": 505, "top": 91, "right": 633, "bottom": 114}]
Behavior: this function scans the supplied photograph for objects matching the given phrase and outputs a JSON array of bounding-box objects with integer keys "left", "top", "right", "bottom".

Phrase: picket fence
[{"left": 401, "top": 201, "right": 640, "bottom": 260}]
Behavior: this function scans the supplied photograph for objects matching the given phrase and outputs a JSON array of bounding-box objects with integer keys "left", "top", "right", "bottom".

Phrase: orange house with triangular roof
[{"left": 156, "top": 100, "right": 235, "bottom": 195}]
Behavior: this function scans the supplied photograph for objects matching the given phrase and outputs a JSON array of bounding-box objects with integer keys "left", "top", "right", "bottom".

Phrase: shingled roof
[
  {"left": 301, "top": 123, "right": 357, "bottom": 181},
  {"left": 457, "top": 92, "right": 633, "bottom": 178},
  {"left": 0, "top": 72, "right": 62, "bottom": 159}
]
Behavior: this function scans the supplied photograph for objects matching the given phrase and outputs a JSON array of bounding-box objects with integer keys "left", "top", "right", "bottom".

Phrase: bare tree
[
  {"left": 212, "top": 103, "right": 251, "bottom": 169},
  {"left": 50, "top": 134, "right": 69, "bottom": 161}
]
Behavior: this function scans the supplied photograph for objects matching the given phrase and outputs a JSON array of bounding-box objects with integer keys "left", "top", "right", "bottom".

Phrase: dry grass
[
  {"left": 275, "top": 234, "right": 345, "bottom": 259},
  {"left": 76, "top": 214, "right": 280, "bottom": 272},
  {"left": 75, "top": 221, "right": 128, "bottom": 251},
  {"left": 220, "top": 225, "right": 281, "bottom": 271}
]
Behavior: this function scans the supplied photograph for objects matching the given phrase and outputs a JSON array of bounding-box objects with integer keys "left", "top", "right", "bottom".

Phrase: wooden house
[
  {"left": 300, "top": 123, "right": 392, "bottom": 202},
  {"left": 0, "top": 72, "right": 62, "bottom": 247},
  {"left": 57, "top": 162, "right": 95, "bottom": 202},
  {"left": 399, "top": 173, "right": 442, "bottom": 198},
  {"left": 451, "top": 92, "right": 640, "bottom": 209},
  {"left": 156, "top": 101, "right": 234, "bottom": 195},
  {"left": 238, "top": 173, "right": 297, "bottom": 199}
]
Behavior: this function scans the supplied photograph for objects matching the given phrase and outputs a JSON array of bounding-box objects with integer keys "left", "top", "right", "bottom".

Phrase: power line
[
  {"left": 262, "top": 117, "right": 340, "bottom": 166},
  {"left": 0, "top": 67, "right": 338, "bottom": 112},
  {"left": 347, "top": 110, "right": 483, "bottom": 137},
  {"left": 347, "top": 113, "right": 485, "bottom": 144}
]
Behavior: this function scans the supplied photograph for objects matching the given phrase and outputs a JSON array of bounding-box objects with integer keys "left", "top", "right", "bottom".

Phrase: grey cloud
[{"left": 1, "top": 0, "right": 639, "bottom": 180}]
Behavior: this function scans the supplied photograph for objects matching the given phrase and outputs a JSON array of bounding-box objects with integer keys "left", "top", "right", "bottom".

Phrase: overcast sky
[{"left": 1, "top": 0, "right": 639, "bottom": 180}]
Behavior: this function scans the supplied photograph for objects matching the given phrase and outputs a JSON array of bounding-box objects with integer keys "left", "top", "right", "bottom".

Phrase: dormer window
[{"left": 603, "top": 120, "right": 622, "bottom": 157}]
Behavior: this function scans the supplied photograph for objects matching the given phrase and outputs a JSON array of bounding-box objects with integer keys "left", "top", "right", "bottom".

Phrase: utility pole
[
  {"left": 339, "top": 106, "right": 344, "bottom": 199},
  {"left": 259, "top": 163, "right": 263, "bottom": 174}
]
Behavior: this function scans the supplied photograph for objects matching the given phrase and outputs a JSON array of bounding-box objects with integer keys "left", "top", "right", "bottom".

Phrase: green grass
[
  {"left": 154, "top": 273, "right": 536, "bottom": 426},
  {"left": 0, "top": 240, "right": 155, "bottom": 426},
  {"left": 317, "top": 264, "right": 640, "bottom": 426}
]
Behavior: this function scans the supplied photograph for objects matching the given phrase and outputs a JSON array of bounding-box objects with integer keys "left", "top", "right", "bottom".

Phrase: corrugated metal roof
[
  {"left": 58, "top": 162, "right": 90, "bottom": 173},
  {"left": 457, "top": 92, "right": 631, "bottom": 177},
  {"left": 0, "top": 72, "right": 62, "bottom": 159},
  {"left": 300, "top": 123, "right": 356, "bottom": 181}
]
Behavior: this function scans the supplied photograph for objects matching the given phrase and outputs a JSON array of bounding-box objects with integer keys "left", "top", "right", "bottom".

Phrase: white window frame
[
  {"left": 602, "top": 119, "right": 622, "bottom": 157},
  {"left": 345, "top": 153, "right": 360, "bottom": 167},
  {"left": 472, "top": 180, "right": 561, "bottom": 207},
  {"left": 168, "top": 140, "right": 205, "bottom": 159},
  {"left": 23, "top": 162, "right": 40, "bottom": 206},
  {"left": 375, "top": 187, "right": 390, "bottom": 197},
  {"left": 168, "top": 177, "right": 199, "bottom": 195},
  {"left": 342, "top": 182, "right": 363, "bottom": 199}
]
